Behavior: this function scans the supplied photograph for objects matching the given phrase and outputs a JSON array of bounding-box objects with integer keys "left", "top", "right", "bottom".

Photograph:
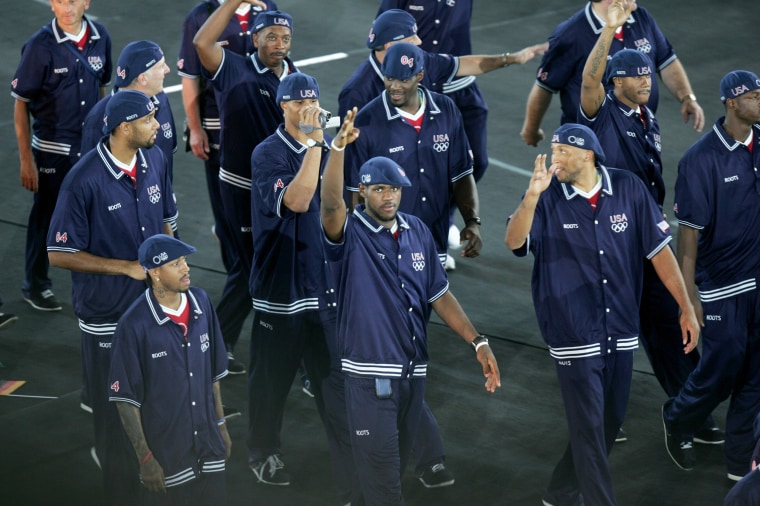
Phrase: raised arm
[
  {"left": 193, "top": 0, "right": 266, "bottom": 75},
  {"left": 580, "top": 0, "right": 632, "bottom": 119},
  {"left": 456, "top": 42, "right": 548, "bottom": 76},
  {"left": 321, "top": 108, "right": 360, "bottom": 242},
  {"left": 282, "top": 105, "right": 328, "bottom": 213},
  {"left": 505, "top": 154, "right": 553, "bottom": 250}
]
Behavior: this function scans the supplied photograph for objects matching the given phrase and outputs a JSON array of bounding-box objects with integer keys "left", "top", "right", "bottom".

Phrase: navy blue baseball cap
[
  {"left": 276, "top": 73, "right": 320, "bottom": 103},
  {"left": 114, "top": 40, "right": 164, "bottom": 88},
  {"left": 139, "top": 235, "right": 196, "bottom": 271},
  {"left": 359, "top": 157, "right": 412, "bottom": 187},
  {"left": 253, "top": 10, "right": 293, "bottom": 33},
  {"left": 605, "top": 49, "right": 652, "bottom": 83},
  {"left": 720, "top": 70, "right": 760, "bottom": 102},
  {"left": 102, "top": 90, "right": 155, "bottom": 135},
  {"left": 381, "top": 42, "right": 424, "bottom": 80},
  {"left": 551, "top": 123, "right": 606, "bottom": 164},
  {"left": 366, "top": 9, "right": 418, "bottom": 50}
]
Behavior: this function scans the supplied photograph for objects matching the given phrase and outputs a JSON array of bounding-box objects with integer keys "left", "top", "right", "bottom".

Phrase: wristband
[
  {"left": 140, "top": 450, "right": 153, "bottom": 465},
  {"left": 471, "top": 335, "right": 489, "bottom": 352},
  {"left": 501, "top": 52, "right": 511, "bottom": 67},
  {"left": 330, "top": 139, "right": 346, "bottom": 152},
  {"left": 217, "top": 418, "right": 227, "bottom": 426},
  {"left": 465, "top": 216, "right": 481, "bottom": 226}
]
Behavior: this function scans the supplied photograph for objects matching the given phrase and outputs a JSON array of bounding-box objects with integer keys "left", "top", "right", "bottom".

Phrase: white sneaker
[
  {"left": 444, "top": 254, "right": 456, "bottom": 271},
  {"left": 448, "top": 224, "right": 462, "bottom": 250}
]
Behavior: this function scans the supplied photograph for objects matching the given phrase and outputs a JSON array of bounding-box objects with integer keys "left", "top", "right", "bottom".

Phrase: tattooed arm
[
  {"left": 580, "top": 0, "right": 634, "bottom": 119},
  {"left": 116, "top": 403, "right": 166, "bottom": 493}
]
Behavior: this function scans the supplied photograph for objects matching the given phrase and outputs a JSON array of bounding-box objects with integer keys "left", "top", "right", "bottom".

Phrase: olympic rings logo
[
  {"left": 149, "top": 193, "right": 162, "bottom": 204},
  {"left": 88, "top": 57, "right": 104, "bottom": 72},
  {"left": 433, "top": 142, "right": 449, "bottom": 153},
  {"left": 610, "top": 222, "right": 628, "bottom": 233},
  {"left": 412, "top": 260, "right": 425, "bottom": 271}
]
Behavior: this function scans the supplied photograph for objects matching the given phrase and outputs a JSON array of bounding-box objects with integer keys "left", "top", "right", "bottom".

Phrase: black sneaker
[
  {"left": 300, "top": 369, "right": 315, "bottom": 398},
  {"left": 0, "top": 313, "right": 18, "bottom": 330},
  {"left": 250, "top": 454, "right": 291, "bottom": 485},
  {"left": 417, "top": 462, "right": 455, "bottom": 488},
  {"left": 615, "top": 427, "right": 627, "bottom": 443},
  {"left": 694, "top": 426, "right": 725, "bottom": 445},
  {"left": 662, "top": 405, "right": 695, "bottom": 470},
  {"left": 226, "top": 352, "right": 246, "bottom": 375},
  {"left": 222, "top": 405, "right": 241, "bottom": 420},
  {"left": 24, "top": 289, "right": 62, "bottom": 311}
]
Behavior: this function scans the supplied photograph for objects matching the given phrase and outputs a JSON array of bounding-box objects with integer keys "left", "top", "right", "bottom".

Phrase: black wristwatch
[
  {"left": 465, "top": 216, "right": 482, "bottom": 226},
  {"left": 471, "top": 335, "right": 489, "bottom": 352}
]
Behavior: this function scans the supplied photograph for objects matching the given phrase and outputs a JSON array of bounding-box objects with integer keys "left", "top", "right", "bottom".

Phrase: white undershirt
[
  {"left": 396, "top": 91, "right": 426, "bottom": 121},
  {"left": 160, "top": 293, "right": 187, "bottom": 317},
  {"left": 103, "top": 145, "right": 137, "bottom": 173},
  {"left": 742, "top": 130, "right": 754, "bottom": 147},
  {"left": 572, "top": 172, "right": 603, "bottom": 198},
  {"left": 64, "top": 21, "right": 87, "bottom": 42}
]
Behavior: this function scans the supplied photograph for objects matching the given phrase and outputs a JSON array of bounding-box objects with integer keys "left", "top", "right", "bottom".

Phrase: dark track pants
[
  {"left": 664, "top": 290, "right": 760, "bottom": 476},
  {"left": 545, "top": 352, "right": 633, "bottom": 506}
]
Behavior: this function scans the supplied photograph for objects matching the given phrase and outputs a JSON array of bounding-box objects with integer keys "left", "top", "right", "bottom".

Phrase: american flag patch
[{"left": 657, "top": 220, "right": 670, "bottom": 233}]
